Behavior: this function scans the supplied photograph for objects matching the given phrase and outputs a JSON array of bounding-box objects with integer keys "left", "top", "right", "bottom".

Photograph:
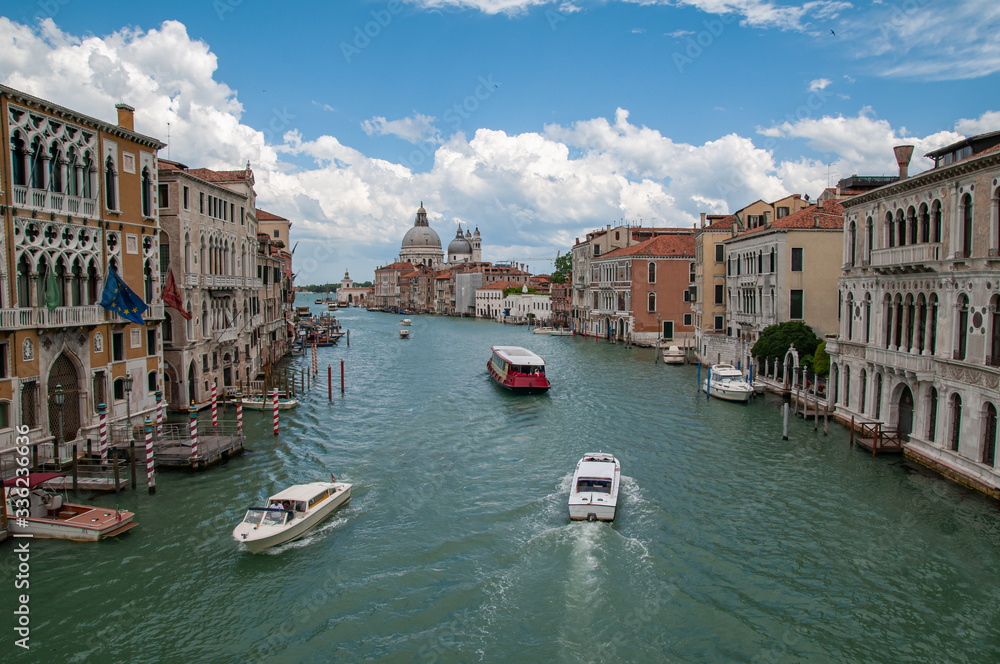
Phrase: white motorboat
[
  {"left": 3, "top": 473, "right": 137, "bottom": 541},
  {"left": 568, "top": 452, "right": 621, "bottom": 522},
  {"left": 233, "top": 479, "right": 352, "bottom": 553},
  {"left": 548, "top": 329, "right": 573, "bottom": 336},
  {"left": 399, "top": 319, "right": 412, "bottom": 326},
  {"left": 240, "top": 394, "right": 299, "bottom": 410},
  {"left": 399, "top": 329, "right": 411, "bottom": 339},
  {"left": 662, "top": 345, "right": 685, "bottom": 364},
  {"left": 702, "top": 364, "right": 753, "bottom": 402},
  {"left": 532, "top": 326, "right": 553, "bottom": 334}
]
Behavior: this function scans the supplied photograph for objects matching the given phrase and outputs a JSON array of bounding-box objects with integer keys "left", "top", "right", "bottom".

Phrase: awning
[{"left": 3, "top": 472, "right": 65, "bottom": 489}]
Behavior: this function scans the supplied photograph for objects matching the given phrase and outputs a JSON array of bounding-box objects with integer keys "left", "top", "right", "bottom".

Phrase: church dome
[
  {"left": 448, "top": 227, "right": 472, "bottom": 255},
  {"left": 402, "top": 225, "right": 441, "bottom": 249}
]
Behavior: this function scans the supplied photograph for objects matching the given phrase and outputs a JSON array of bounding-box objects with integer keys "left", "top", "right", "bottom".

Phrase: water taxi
[
  {"left": 399, "top": 318, "right": 412, "bottom": 326},
  {"left": 315, "top": 298, "right": 323, "bottom": 304},
  {"left": 662, "top": 345, "right": 685, "bottom": 364},
  {"left": 702, "top": 364, "right": 753, "bottom": 402},
  {"left": 487, "top": 346, "right": 551, "bottom": 394},
  {"left": 568, "top": 452, "right": 621, "bottom": 522},
  {"left": 233, "top": 479, "right": 351, "bottom": 553},
  {"left": 3, "top": 473, "right": 137, "bottom": 541},
  {"left": 399, "top": 329, "right": 411, "bottom": 339}
]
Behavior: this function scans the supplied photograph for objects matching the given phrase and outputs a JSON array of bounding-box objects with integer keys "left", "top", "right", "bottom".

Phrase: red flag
[{"left": 162, "top": 269, "right": 192, "bottom": 320}]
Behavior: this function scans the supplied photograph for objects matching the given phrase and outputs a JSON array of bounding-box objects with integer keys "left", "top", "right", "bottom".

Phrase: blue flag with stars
[{"left": 100, "top": 268, "right": 148, "bottom": 325}]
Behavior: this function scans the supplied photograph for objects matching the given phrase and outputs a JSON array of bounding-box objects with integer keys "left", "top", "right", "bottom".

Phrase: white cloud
[
  {"left": 3, "top": 17, "right": 985, "bottom": 284},
  {"left": 361, "top": 114, "right": 442, "bottom": 144},
  {"left": 632, "top": 27, "right": 646, "bottom": 33},
  {"left": 955, "top": 111, "right": 1000, "bottom": 137},
  {"left": 666, "top": 29, "right": 695, "bottom": 37},
  {"left": 807, "top": 78, "right": 831, "bottom": 92}
]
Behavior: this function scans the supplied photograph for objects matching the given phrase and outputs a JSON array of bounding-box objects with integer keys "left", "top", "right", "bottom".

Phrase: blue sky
[{"left": 2, "top": 0, "right": 998, "bottom": 283}]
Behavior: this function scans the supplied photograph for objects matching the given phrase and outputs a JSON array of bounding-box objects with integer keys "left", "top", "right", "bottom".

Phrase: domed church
[
  {"left": 398, "top": 203, "right": 444, "bottom": 268},
  {"left": 447, "top": 224, "right": 482, "bottom": 264}
]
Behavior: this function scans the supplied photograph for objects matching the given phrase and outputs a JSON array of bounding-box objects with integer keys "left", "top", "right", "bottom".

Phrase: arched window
[
  {"left": 757, "top": 250, "right": 763, "bottom": 273},
  {"left": 865, "top": 216, "right": 873, "bottom": 264},
  {"left": 904, "top": 294, "right": 916, "bottom": 352},
  {"left": 950, "top": 393, "right": 962, "bottom": 451},
  {"left": 864, "top": 293, "right": 872, "bottom": 343},
  {"left": 105, "top": 155, "right": 117, "bottom": 211},
  {"left": 647, "top": 292, "right": 656, "bottom": 312},
  {"left": 647, "top": 262, "right": 656, "bottom": 284},
  {"left": 29, "top": 137, "right": 44, "bottom": 190},
  {"left": 874, "top": 373, "right": 883, "bottom": 419},
  {"left": 907, "top": 206, "right": 917, "bottom": 245},
  {"left": 147, "top": 371, "right": 158, "bottom": 393},
  {"left": 927, "top": 387, "right": 938, "bottom": 441},
  {"left": 916, "top": 293, "right": 927, "bottom": 353},
  {"left": 10, "top": 132, "right": 26, "bottom": 186},
  {"left": 931, "top": 200, "right": 942, "bottom": 243},
  {"left": 113, "top": 377, "right": 125, "bottom": 401},
  {"left": 844, "top": 365, "right": 851, "bottom": 409},
  {"left": 846, "top": 292, "right": 855, "bottom": 340},
  {"left": 163, "top": 312, "right": 173, "bottom": 342},
  {"left": 918, "top": 203, "right": 930, "bottom": 243},
  {"left": 896, "top": 209, "right": 906, "bottom": 246},
  {"left": 984, "top": 403, "right": 997, "bottom": 467},
  {"left": 859, "top": 368, "right": 868, "bottom": 415},
  {"left": 141, "top": 167, "right": 153, "bottom": 217},
  {"left": 144, "top": 259, "right": 154, "bottom": 303},
  {"left": 82, "top": 151, "right": 94, "bottom": 199},
  {"left": 849, "top": 221, "right": 857, "bottom": 267},
  {"left": 48, "top": 143, "right": 63, "bottom": 193},
  {"left": 928, "top": 294, "right": 939, "bottom": 354},
  {"left": 955, "top": 294, "right": 969, "bottom": 361},
  {"left": 886, "top": 211, "right": 895, "bottom": 248},
  {"left": 960, "top": 193, "right": 973, "bottom": 258},
  {"left": 990, "top": 294, "right": 1000, "bottom": 367}
]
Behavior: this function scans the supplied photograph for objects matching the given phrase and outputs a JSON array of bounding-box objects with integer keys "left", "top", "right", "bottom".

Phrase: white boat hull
[
  {"left": 233, "top": 484, "right": 351, "bottom": 553},
  {"left": 702, "top": 379, "right": 753, "bottom": 402},
  {"left": 240, "top": 397, "right": 299, "bottom": 410},
  {"left": 568, "top": 452, "right": 621, "bottom": 522}
]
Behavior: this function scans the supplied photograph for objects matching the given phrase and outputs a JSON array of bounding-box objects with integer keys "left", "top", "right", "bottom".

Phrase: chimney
[
  {"left": 700, "top": 212, "right": 706, "bottom": 228},
  {"left": 893, "top": 145, "right": 914, "bottom": 180},
  {"left": 763, "top": 211, "right": 771, "bottom": 228},
  {"left": 115, "top": 103, "right": 135, "bottom": 131}
]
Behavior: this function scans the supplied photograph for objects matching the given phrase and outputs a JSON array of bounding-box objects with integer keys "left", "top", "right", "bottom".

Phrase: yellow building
[{"left": 0, "top": 85, "right": 164, "bottom": 458}]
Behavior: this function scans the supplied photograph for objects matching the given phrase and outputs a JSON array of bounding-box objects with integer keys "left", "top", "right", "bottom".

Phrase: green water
[{"left": 3, "top": 297, "right": 1000, "bottom": 663}]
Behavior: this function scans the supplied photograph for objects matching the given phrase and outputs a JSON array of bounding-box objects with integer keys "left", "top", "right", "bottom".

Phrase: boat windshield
[
  {"left": 577, "top": 478, "right": 612, "bottom": 494},
  {"left": 242, "top": 508, "right": 290, "bottom": 526}
]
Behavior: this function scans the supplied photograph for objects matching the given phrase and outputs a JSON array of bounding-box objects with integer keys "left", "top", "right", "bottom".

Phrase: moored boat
[
  {"left": 532, "top": 326, "right": 553, "bottom": 334},
  {"left": 568, "top": 452, "right": 621, "bottom": 522},
  {"left": 702, "top": 363, "right": 753, "bottom": 402},
  {"left": 662, "top": 345, "right": 685, "bottom": 364},
  {"left": 548, "top": 328, "right": 573, "bottom": 336},
  {"left": 240, "top": 394, "right": 299, "bottom": 410},
  {"left": 3, "top": 473, "right": 137, "bottom": 541},
  {"left": 233, "top": 479, "right": 351, "bottom": 553},
  {"left": 487, "top": 346, "right": 551, "bottom": 394}
]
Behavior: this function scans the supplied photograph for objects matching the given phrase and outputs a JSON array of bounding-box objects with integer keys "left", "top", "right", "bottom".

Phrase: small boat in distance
[
  {"left": 399, "top": 329, "right": 411, "bottom": 339},
  {"left": 568, "top": 452, "right": 621, "bottom": 522},
  {"left": 233, "top": 478, "right": 351, "bottom": 553},
  {"left": 662, "top": 345, "right": 685, "bottom": 364},
  {"left": 532, "top": 326, "right": 553, "bottom": 334},
  {"left": 487, "top": 346, "right": 551, "bottom": 394},
  {"left": 240, "top": 393, "right": 299, "bottom": 410},
  {"left": 549, "top": 328, "right": 573, "bottom": 336},
  {"left": 399, "top": 319, "right": 412, "bottom": 326},
  {"left": 315, "top": 298, "right": 323, "bottom": 304},
  {"left": 702, "top": 364, "right": 753, "bottom": 403},
  {"left": 3, "top": 473, "right": 137, "bottom": 541}
]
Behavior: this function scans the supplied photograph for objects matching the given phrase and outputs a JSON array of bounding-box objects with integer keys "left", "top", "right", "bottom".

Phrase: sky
[{"left": 2, "top": 0, "right": 998, "bottom": 284}]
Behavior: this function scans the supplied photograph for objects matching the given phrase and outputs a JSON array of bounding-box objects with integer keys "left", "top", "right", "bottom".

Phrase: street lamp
[{"left": 53, "top": 383, "right": 65, "bottom": 466}]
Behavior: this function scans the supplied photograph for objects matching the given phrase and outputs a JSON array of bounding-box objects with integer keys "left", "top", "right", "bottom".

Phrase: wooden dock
[
  {"left": 111, "top": 423, "right": 245, "bottom": 471},
  {"left": 851, "top": 420, "right": 904, "bottom": 456}
]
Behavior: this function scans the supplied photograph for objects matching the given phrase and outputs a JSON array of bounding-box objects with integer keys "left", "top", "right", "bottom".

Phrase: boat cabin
[
  {"left": 576, "top": 478, "right": 612, "bottom": 493},
  {"left": 242, "top": 507, "right": 292, "bottom": 527}
]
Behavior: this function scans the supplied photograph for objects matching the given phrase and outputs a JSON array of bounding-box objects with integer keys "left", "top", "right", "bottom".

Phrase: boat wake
[{"left": 257, "top": 514, "right": 351, "bottom": 555}]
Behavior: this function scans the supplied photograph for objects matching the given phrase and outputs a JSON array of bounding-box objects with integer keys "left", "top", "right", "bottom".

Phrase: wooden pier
[
  {"left": 850, "top": 420, "right": 904, "bottom": 456},
  {"left": 111, "top": 422, "right": 245, "bottom": 471}
]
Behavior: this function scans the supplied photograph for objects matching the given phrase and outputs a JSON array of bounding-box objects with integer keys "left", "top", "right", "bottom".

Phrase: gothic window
[
  {"left": 960, "top": 193, "right": 973, "bottom": 258},
  {"left": 984, "top": 403, "right": 998, "bottom": 467},
  {"left": 928, "top": 387, "right": 938, "bottom": 441},
  {"left": 955, "top": 294, "right": 969, "bottom": 361},
  {"left": 950, "top": 393, "right": 962, "bottom": 451},
  {"left": 141, "top": 167, "right": 153, "bottom": 217},
  {"left": 105, "top": 155, "right": 118, "bottom": 211}
]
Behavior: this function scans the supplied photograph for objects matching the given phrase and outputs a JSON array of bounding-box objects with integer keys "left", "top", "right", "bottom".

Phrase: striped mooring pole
[
  {"left": 144, "top": 415, "right": 156, "bottom": 495},
  {"left": 272, "top": 387, "right": 279, "bottom": 436},
  {"left": 98, "top": 401, "right": 108, "bottom": 463},
  {"left": 155, "top": 390, "right": 164, "bottom": 439},
  {"left": 236, "top": 391, "right": 244, "bottom": 436},
  {"left": 188, "top": 401, "right": 199, "bottom": 461},
  {"left": 211, "top": 382, "right": 218, "bottom": 427}
]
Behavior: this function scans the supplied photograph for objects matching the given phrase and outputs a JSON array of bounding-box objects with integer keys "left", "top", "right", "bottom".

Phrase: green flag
[{"left": 44, "top": 267, "right": 59, "bottom": 311}]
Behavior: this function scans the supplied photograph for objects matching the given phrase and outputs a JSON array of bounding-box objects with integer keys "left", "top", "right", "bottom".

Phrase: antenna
[{"left": 167, "top": 122, "right": 170, "bottom": 160}]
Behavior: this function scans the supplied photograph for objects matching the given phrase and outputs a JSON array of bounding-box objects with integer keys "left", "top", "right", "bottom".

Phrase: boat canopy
[
  {"left": 491, "top": 346, "right": 545, "bottom": 366},
  {"left": 268, "top": 482, "right": 333, "bottom": 502},
  {"left": 3, "top": 472, "right": 65, "bottom": 489}
]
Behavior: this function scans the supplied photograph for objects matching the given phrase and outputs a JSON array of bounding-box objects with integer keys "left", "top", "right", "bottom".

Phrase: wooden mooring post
[
  {"left": 71, "top": 444, "right": 78, "bottom": 494},
  {"left": 112, "top": 448, "right": 121, "bottom": 493}
]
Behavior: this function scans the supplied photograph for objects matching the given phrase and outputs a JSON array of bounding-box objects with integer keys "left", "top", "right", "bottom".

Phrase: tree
[
  {"left": 550, "top": 254, "right": 572, "bottom": 284},
  {"left": 812, "top": 341, "right": 830, "bottom": 377},
  {"left": 751, "top": 321, "right": 821, "bottom": 367}
]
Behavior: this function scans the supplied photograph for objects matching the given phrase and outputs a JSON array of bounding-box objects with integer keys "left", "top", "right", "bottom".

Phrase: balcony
[
  {"left": 203, "top": 274, "right": 241, "bottom": 289},
  {"left": 215, "top": 327, "right": 239, "bottom": 343},
  {"left": 185, "top": 273, "right": 200, "bottom": 288},
  {"left": 251, "top": 314, "right": 264, "bottom": 329},
  {"left": 0, "top": 305, "right": 104, "bottom": 329},
  {"left": 868, "top": 346, "right": 935, "bottom": 377},
  {"left": 870, "top": 243, "right": 942, "bottom": 271},
  {"left": 11, "top": 185, "right": 98, "bottom": 219}
]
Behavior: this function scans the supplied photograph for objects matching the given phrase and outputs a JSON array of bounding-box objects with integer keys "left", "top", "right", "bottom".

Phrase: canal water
[{"left": 3, "top": 295, "right": 1000, "bottom": 663}]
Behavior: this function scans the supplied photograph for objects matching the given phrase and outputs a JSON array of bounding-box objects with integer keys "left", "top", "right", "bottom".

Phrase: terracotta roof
[
  {"left": 256, "top": 209, "right": 288, "bottom": 221},
  {"left": 479, "top": 280, "right": 524, "bottom": 290},
  {"left": 737, "top": 201, "right": 844, "bottom": 237},
  {"left": 702, "top": 214, "right": 736, "bottom": 231},
  {"left": 186, "top": 168, "right": 253, "bottom": 183},
  {"left": 377, "top": 262, "right": 415, "bottom": 271},
  {"left": 600, "top": 232, "right": 695, "bottom": 259}
]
